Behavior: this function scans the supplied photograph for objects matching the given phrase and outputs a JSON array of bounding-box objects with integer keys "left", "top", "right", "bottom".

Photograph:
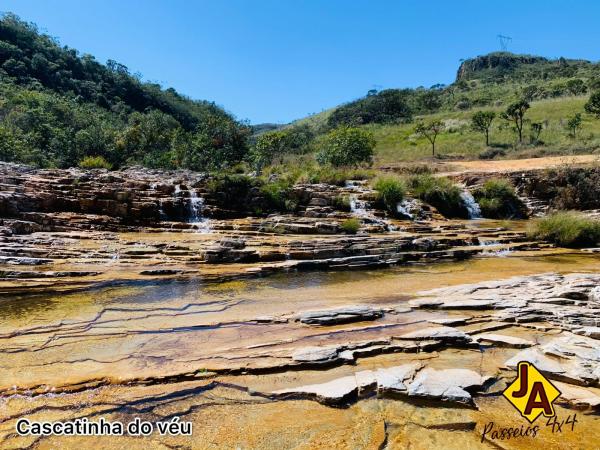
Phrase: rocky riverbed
[{"left": 0, "top": 163, "right": 599, "bottom": 449}]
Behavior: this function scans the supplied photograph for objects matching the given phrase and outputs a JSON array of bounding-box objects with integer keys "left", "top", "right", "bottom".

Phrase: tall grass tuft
[
  {"left": 528, "top": 211, "right": 600, "bottom": 247},
  {"left": 372, "top": 176, "right": 406, "bottom": 214}
]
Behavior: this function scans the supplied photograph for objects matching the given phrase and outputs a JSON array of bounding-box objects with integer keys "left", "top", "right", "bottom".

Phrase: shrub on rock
[
  {"left": 473, "top": 178, "right": 527, "bottom": 219},
  {"left": 529, "top": 211, "right": 600, "bottom": 247},
  {"left": 78, "top": 155, "right": 112, "bottom": 170},
  {"left": 372, "top": 176, "right": 406, "bottom": 214},
  {"left": 340, "top": 218, "right": 361, "bottom": 234},
  {"left": 408, "top": 175, "right": 468, "bottom": 218}
]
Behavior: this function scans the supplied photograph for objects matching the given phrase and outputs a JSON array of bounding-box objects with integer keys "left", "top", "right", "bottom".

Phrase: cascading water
[
  {"left": 150, "top": 183, "right": 168, "bottom": 220},
  {"left": 188, "top": 188, "right": 210, "bottom": 232},
  {"left": 460, "top": 190, "right": 482, "bottom": 219},
  {"left": 349, "top": 194, "right": 395, "bottom": 231}
]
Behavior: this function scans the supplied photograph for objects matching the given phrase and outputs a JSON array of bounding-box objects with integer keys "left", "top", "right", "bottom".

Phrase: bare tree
[{"left": 415, "top": 120, "right": 444, "bottom": 156}]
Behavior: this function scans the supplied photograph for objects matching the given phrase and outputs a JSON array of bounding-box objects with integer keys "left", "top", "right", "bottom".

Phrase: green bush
[
  {"left": 408, "top": 174, "right": 468, "bottom": 218},
  {"left": 372, "top": 176, "right": 406, "bottom": 214},
  {"left": 528, "top": 211, "right": 600, "bottom": 247},
  {"left": 316, "top": 127, "right": 375, "bottom": 168},
  {"left": 259, "top": 179, "right": 295, "bottom": 212},
  {"left": 473, "top": 178, "right": 526, "bottom": 219},
  {"left": 332, "top": 195, "right": 351, "bottom": 212},
  {"left": 78, "top": 155, "right": 112, "bottom": 169},
  {"left": 340, "top": 218, "right": 361, "bottom": 234},
  {"left": 206, "top": 174, "right": 257, "bottom": 211}
]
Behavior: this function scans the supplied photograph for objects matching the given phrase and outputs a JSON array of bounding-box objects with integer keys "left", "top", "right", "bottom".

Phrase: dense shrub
[
  {"left": 316, "top": 127, "right": 375, "bottom": 168},
  {"left": 249, "top": 125, "right": 314, "bottom": 171},
  {"left": 529, "top": 212, "right": 600, "bottom": 247},
  {"left": 78, "top": 155, "right": 112, "bottom": 169},
  {"left": 408, "top": 175, "right": 468, "bottom": 218},
  {"left": 473, "top": 179, "right": 526, "bottom": 219},
  {"left": 331, "top": 195, "right": 351, "bottom": 212},
  {"left": 372, "top": 176, "right": 406, "bottom": 214},
  {"left": 340, "top": 218, "right": 360, "bottom": 234},
  {"left": 523, "top": 167, "right": 600, "bottom": 211},
  {"left": 206, "top": 174, "right": 257, "bottom": 211},
  {"left": 259, "top": 179, "right": 296, "bottom": 212},
  {"left": 328, "top": 89, "right": 413, "bottom": 127}
]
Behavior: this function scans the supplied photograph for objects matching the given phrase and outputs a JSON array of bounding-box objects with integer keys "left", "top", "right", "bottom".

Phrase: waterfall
[
  {"left": 188, "top": 188, "right": 210, "bottom": 232},
  {"left": 460, "top": 190, "right": 482, "bottom": 219},
  {"left": 349, "top": 195, "right": 370, "bottom": 219},
  {"left": 396, "top": 199, "right": 420, "bottom": 220},
  {"left": 349, "top": 194, "right": 395, "bottom": 231}
]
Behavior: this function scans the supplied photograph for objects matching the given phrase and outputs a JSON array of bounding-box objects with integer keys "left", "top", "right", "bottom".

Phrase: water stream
[{"left": 460, "top": 190, "right": 482, "bottom": 219}]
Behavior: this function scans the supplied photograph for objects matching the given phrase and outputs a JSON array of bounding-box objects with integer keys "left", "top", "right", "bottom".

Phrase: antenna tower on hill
[{"left": 497, "top": 34, "right": 512, "bottom": 51}]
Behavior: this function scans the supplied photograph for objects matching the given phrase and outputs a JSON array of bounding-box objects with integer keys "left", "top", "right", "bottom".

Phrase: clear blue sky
[{"left": 2, "top": 0, "right": 599, "bottom": 124}]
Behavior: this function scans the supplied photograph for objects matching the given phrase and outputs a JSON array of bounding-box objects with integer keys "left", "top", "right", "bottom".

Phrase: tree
[
  {"left": 316, "top": 127, "right": 375, "bottom": 167},
  {"left": 566, "top": 79, "right": 587, "bottom": 96},
  {"left": 501, "top": 100, "right": 530, "bottom": 143},
  {"left": 584, "top": 91, "right": 600, "bottom": 117},
  {"left": 471, "top": 111, "right": 496, "bottom": 146},
  {"left": 250, "top": 130, "right": 288, "bottom": 171},
  {"left": 415, "top": 120, "right": 444, "bottom": 156},
  {"left": 566, "top": 113, "right": 583, "bottom": 138}
]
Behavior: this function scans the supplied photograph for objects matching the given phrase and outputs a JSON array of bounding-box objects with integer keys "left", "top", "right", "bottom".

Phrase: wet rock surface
[
  {"left": 296, "top": 306, "right": 384, "bottom": 325},
  {"left": 0, "top": 163, "right": 599, "bottom": 448}
]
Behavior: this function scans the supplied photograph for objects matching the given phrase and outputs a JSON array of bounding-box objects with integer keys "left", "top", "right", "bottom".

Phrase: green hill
[
  {"left": 279, "top": 52, "right": 600, "bottom": 167},
  {"left": 0, "top": 13, "right": 249, "bottom": 170}
]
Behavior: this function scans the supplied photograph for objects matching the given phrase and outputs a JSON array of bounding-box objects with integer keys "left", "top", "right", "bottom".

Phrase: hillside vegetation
[
  {"left": 278, "top": 52, "right": 600, "bottom": 166},
  {"left": 1, "top": 12, "right": 599, "bottom": 175},
  {"left": 0, "top": 13, "right": 249, "bottom": 170}
]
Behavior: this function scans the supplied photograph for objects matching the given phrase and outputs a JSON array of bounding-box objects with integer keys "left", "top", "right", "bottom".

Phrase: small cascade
[
  {"left": 460, "top": 190, "right": 482, "bottom": 219},
  {"left": 349, "top": 195, "right": 370, "bottom": 219},
  {"left": 188, "top": 188, "right": 211, "bottom": 232},
  {"left": 396, "top": 202, "right": 412, "bottom": 220},
  {"left": 349, "top": 194, "right": 395, "bottom": 231}
]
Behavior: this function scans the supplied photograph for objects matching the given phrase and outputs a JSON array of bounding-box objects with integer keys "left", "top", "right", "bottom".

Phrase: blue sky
[{"left": 2, "top": 1, "right": 599, "bottom": 124}]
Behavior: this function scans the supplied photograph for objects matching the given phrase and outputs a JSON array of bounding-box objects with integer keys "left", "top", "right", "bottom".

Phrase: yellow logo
[{"left": 503, "top": 361, "right": 561, "bottom": 423}]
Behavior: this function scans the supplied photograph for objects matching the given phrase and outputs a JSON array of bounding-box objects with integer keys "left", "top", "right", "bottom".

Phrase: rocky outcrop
[
  {"left": 295, "top": 306, "right": 384, "bottom": 325},
  {"left": 272, "top": 363, "right": 491, "bottom": 406}
]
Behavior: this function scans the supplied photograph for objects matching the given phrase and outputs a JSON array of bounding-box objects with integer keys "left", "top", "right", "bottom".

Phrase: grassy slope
[{"left": 369, "top": 96, "right": 600, "bottom": 165}]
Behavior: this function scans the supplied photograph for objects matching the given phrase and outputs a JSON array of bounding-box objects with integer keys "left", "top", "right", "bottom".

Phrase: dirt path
[{"left": 439, "top": 154, "right": 598, "bottom": 175}]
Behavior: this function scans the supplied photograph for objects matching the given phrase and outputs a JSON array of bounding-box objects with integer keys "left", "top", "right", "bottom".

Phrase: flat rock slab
[
  {"left": 573, "top": 327, "right": 600, "bottom": 339},
  {"left": 474, "top": 333, "right": 535, "bottom": 348},
  {"left": 407, "top": 368, "right": 491, "bottom": 404},
  {"left": 428, "top": 316, "right": 470, "bottom": 326},
  {"left": 273, "top": 364, "right": 494, "bottom": 406},
  {"left": 297, "top": 305, "right": 384, "bottom": 325},
  {"left": 273, "top": 362, "right": 496, "bottom": 406},
  {"left": 505, "top": 348, "right": 565, "bottom": 375},
  {"left": 396, "top": 326, "right": 471, "bottom": 343},
  {"left": 554, "top": 381, "right": 600, "bottom": 409},
  {"left": 292, "top": 346, "right": 340, "bottom": 363},
  {"left": 273, "top": 375, "right": 359, "bottom": 405}
]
